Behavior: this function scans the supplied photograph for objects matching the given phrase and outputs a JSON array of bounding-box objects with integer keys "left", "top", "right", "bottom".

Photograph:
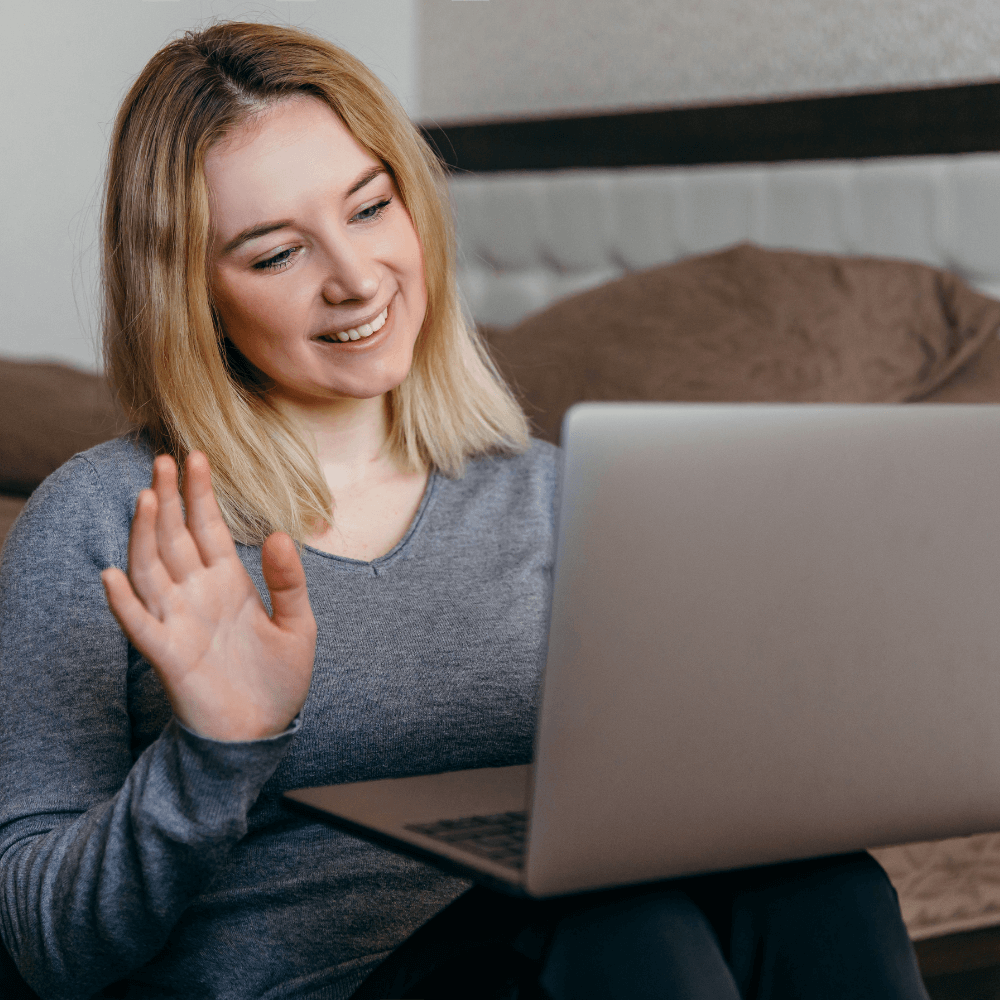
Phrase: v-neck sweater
[{"left": 0, "top": 433, "right": 560, "bottom": 1000}]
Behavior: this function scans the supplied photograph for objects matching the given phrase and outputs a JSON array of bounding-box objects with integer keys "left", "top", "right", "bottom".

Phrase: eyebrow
[{"left": 217, "top": 165, "right": 387, "bottom": 257}]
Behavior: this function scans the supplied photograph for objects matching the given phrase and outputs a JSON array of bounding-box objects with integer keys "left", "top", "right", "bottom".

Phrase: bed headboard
[{"left": 419, "top": 82, "right": 1000, "bottom": 327}]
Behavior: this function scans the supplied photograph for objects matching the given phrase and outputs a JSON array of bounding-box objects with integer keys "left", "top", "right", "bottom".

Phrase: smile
[{"left": 316, "top": 303, "right": 389, "bottom": 344}]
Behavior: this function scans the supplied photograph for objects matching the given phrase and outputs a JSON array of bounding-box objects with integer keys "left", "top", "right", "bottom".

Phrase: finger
[
  {"left": 152, "top": 455, "right": 203, "bottom": 581},
  {"left": 182, "top": 451, "right": 239, "bottom": 565},
  {"left": 101, "top": 566, "right": 164, "bottom": 657},
  {"left": 127, "top": 489, "right": 175, "bottom": 613},
  {"left": 262, "top": 532, "right": 317, "bottom": 639}
]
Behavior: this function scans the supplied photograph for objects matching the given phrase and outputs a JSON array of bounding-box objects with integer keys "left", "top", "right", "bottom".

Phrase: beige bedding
[{"left": 874, "top": 836, "right": 1000, "bottom": 940}]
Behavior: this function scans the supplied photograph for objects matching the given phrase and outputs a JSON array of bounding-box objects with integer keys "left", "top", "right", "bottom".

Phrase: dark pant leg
[
  {"left": 687, "top": 851, "right": 930, "bottom": 1000},
  {"left": 353, "top": 852, "right": 928, "bottom": 1000},
  {"left": 350, "top": 886, "right": 547, "bottom": 999},
  {"left": 351, "top": 880, "right": 741, "bottom": 1000},
  {"left": 538, "top": 852, "right": 929, "bottom": 1000},
  {"left": 538, "top": 884, "right": 742, "bottom": 1000}
]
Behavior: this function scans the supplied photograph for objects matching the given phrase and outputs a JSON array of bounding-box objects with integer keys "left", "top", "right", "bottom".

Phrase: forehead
[{"left": 203, "top": 96, "right": 380, "bottom": 225}]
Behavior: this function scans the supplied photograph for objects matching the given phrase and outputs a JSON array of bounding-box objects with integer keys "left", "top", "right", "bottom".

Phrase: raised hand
[{"left": 101, "top": 452, "right": 317, "bottom": 742}]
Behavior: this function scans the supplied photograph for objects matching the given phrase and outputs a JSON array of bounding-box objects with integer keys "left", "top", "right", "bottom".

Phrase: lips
[{"left": 315, "top": 301, "right": 390, "bottom": 344}]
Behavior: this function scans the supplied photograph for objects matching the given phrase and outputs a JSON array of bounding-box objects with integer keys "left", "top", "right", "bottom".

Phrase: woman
[{"left": 0, "top": 20, "right": 930, "bottom": 1000}]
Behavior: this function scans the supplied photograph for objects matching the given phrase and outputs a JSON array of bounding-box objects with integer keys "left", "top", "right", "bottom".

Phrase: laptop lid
[{"left": 523, "top": 403, "right": 1000, "bottom": 897}]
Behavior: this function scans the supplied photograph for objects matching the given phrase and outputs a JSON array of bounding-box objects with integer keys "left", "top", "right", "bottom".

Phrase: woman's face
[{"left": 205, "top": 95, "right": 427, "bottom": 408}]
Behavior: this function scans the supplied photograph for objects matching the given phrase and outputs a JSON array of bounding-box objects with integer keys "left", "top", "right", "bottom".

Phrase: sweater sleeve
[{"left": 0, "top": 451, "right": 297, "bottom": 999}]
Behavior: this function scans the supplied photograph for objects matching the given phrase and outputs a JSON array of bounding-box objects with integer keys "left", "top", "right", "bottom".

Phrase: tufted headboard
[
  {"left": 449, "top": 155, "right": 1000, "bottom": 328},
  {"left": 420, "top": 82, "right": 1000, "bottom": 328}
]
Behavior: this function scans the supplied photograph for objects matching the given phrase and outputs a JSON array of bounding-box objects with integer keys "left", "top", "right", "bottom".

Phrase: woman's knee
[
  {"left": 723, "top": 854, "right": 927, "bottom": 998},
  {"left": 539, "top": 886, "right": 740, "bottom": 1000},
  {"left": 740, "top": 851, "right": 899, "bottom": 922}
]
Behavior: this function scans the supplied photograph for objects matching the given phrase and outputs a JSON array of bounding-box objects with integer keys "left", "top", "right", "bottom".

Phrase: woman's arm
[{"left": 0, "top": 448, "right": 315, "bottom": 998}]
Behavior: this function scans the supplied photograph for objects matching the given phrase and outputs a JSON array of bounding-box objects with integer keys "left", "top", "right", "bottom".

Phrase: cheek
[
  {"left": 403, "top": 229, "right": 428, "bottom": 310},
  {"left": 388, "top": 210, "right": 427, "bottom": 288},
  {"left": 211, "top": 274, "right": 250, "bottom": 330},
  {"left": 213, "top": 277, "right": 282, "bottom": 347}
]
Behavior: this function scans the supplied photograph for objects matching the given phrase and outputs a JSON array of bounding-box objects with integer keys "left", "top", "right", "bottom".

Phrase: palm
[{"left": 102, "top": 452, "right": 317, "bottom": 741}]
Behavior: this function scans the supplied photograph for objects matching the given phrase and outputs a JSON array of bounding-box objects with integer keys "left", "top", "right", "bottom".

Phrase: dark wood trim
[
  {"left": 419, "top": 81, "right": 1000, "bottom": 173},
  {"left": 915, "top": 925, "right": 1000, "bottom": 978}
]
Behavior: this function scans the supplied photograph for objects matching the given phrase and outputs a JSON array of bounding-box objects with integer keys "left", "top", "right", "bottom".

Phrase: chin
[
  {"left": 320, "top": 367, "right": 415, "bottom": 402},
  {"left": 347, "top": 355, "right": 417, "bottom": 399}
]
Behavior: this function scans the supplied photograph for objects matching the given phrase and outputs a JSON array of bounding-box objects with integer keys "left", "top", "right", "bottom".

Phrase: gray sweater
[{"left": 0, "top": 434, "right": 560, "bottom": 1000}]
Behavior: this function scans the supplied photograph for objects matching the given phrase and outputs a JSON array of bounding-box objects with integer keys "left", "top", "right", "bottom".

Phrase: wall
[
  {"left": 0, "top": 0, "right": 416, "bottom": 371},
  {"left": 8, "top": 0, "right": 1000, "bottom": 370},
  {"left": 417, "top": 0, "right": 1000, "bottom": 123}
]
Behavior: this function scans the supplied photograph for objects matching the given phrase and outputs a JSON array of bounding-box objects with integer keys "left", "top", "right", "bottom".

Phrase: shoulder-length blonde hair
[{"left": 102, "top": 20, "right": 528, "bottom": 545}]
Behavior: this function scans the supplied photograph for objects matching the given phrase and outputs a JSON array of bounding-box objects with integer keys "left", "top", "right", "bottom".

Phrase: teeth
[
  {"left": 322, "top": 304, "right": 389, "bottom": 344},
  {"left": 370, "top": 306, "right": 388, "bottom": 333}
]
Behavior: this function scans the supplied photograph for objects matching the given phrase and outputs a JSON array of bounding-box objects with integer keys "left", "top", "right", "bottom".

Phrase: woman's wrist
[{"left": 173, "top": 711, "right": 302, "bottom": 744}]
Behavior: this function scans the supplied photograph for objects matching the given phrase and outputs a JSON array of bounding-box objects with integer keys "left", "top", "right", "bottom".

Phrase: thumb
[{"left": 262, "top": 532, "right": 316, "bottom": 636}]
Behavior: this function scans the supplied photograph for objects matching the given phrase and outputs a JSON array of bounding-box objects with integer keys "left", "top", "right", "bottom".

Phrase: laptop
[{"left": 284, "top": 403, "right": 1000, "bottom": 898}]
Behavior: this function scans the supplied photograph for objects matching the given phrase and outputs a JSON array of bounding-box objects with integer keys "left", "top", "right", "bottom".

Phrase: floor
[
  {"left": 924, "top": 966, "right": 1000, "bottom": 1000},
  {"left": 917, "top": 927, "right": 1000, "bottom": 1000}
]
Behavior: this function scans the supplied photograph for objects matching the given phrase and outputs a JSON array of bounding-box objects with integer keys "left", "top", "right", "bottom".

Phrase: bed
[
  {"left": 419, "top": 80, "right": 1000, "bottom": 967},
  {"left": 5, "top": 79, "right": 1000, "bottom": 986}
]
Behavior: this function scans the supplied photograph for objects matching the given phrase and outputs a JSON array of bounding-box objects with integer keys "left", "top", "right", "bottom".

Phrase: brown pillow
[
  {"left": 0, "top": 359, "right": 131, "bottom": 496},
  {"left": 919, "top": 325, "right": 1000, "bottom": 403},
  {"left": 483, "top": 243, "right": 1000, "bottom": 444},
  {"left": 0, "top": 495, "right": 26, "bottom": 550}
]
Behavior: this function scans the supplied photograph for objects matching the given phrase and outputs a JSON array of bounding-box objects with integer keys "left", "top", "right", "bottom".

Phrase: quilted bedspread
[{"left": 872, "top": 834, "right": 1000, "bottom": 940}]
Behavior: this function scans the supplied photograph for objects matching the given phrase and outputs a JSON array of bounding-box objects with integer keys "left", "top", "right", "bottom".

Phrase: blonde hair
[{"left": 101, "top": 20, "right": 528, "bottom": 544}]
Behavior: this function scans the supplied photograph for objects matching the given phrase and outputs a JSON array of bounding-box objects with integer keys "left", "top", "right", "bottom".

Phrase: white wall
[
  {"left": 0, "top": 0, "right": 417, "bottom": 371},
  {"left": 9, "top": 0, "right": 1000, "bottom": 370},
  {"left": 418, "top": 0, "right": 1000, "bottom": 123}
]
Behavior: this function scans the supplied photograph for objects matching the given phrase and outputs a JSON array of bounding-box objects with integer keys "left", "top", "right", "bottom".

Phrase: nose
[{"left": 319, "top": 238, "right": 380, "bottom": 306}]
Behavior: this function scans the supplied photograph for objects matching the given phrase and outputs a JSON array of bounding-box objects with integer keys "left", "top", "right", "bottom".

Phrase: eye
[
  {"left": 253, "top": 247, "right": 299, "bottom": 272},
  {"left": 351, "top": 197, "right": 392, "bottom": 224}
]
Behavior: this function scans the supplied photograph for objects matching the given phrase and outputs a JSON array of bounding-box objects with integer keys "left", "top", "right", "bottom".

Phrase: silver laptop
[{"left": 284, "top": 403, "right": 1000, "bottom": 898}]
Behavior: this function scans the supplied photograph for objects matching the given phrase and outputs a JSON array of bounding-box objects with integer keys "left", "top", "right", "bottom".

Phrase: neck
[
  {"left": 270, "top": 392, "right": 413, "bottom": 492},
  {"left": 271, "top": 391, "right": 429, "bottom": 559}
]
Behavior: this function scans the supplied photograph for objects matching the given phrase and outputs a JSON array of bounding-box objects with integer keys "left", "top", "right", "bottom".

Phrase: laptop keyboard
[{"left": 405, "top": 810, "right": 527, "bottom": 869}]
